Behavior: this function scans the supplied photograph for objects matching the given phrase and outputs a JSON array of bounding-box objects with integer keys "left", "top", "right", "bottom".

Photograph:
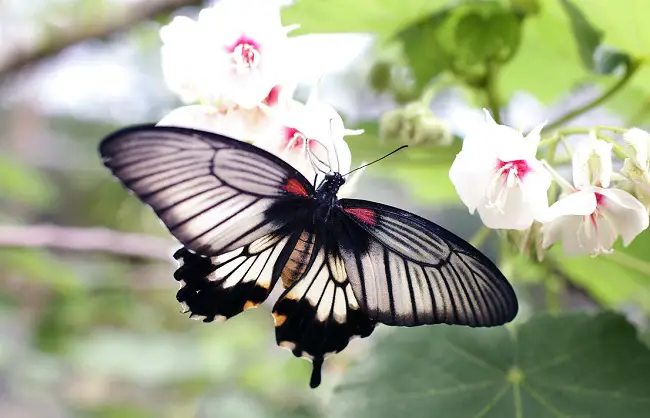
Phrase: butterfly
[{"left": 99, "top": 124, "right": 518, "bottom": 388}]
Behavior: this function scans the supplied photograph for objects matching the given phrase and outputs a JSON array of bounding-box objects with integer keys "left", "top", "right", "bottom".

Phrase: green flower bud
[
  {"left": 368, "top": 61, "right": 393, "bottom": 93},
  {"left": 412, "top": 117, "right": 452, "bottom": 146},
  {"left": 379, "top": 108, "right": 405, "bottom": 141}
]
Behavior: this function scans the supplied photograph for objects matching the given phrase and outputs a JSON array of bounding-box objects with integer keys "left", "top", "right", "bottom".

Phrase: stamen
[{"left": 227, "top": 36, "right": 262, "bottom": 72}]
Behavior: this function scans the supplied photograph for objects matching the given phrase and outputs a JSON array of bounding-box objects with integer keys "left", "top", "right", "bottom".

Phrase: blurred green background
[{"left": 2, "top": 0, "right": 650, "bottom": 417}]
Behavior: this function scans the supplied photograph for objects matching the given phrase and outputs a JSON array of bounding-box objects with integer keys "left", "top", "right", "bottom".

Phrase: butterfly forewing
[
  {"left": 99, "top": 125, "right": 315, "bottom": 255},
  {"left": 336, "top": 199, "right": 518, "bottom": 327}
]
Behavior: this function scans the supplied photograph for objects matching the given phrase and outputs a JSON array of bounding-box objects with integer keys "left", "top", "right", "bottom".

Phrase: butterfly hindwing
[
  {"left": 272, "top": 241, "right": 376, "bottom": 388},
  {"left": 173, "top": 232, "right": 295, "bottom": 322},
  {"left": 99, "top": 125, "right": 315, "bottom": 256},
  {"left": 336, "top": 199, "right": 518, "bottom": 327}
]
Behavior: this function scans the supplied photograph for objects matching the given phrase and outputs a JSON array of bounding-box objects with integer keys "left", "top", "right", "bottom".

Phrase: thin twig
[
  {"left": 0, "top": 0, "right": 203, "bottom": 76},
  {"left": 0, "top": 224, "right": 177, "bottom": 261}
]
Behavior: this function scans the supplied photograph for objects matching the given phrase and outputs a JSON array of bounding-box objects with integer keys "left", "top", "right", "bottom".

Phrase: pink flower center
[
  {"left": 496, "top": 159, "right": 531, "bottom": 184},
  {"left": 486, "top": 159, "right": 532, "bottom": 212},
  {"left": 284, "top": 127, "right": 314, "bottom": 152},
  {"left": 226, "top": 35, "right": 261, "bottom": 71},
  {"left": 589, "top": 192, "right": 606, "bottom": 227}
]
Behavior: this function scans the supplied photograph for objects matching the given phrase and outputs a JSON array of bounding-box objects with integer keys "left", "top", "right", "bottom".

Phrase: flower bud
[
  {"left": 379, "top": 108, "right": 405, "bottom": 141},
  {"left": 368, "top": 60, "right": 393, "bottom": 93},
  {"left": 412, "top": 116, "right": 452, "bottom": 146}
]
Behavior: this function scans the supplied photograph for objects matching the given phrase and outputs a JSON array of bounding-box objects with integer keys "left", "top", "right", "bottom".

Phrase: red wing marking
[
  {"left": 344, "top": 208, "right": 377, "bottom": 226},
  {"left": 284, "top": 178, "right": 309, "bottom": 198}
]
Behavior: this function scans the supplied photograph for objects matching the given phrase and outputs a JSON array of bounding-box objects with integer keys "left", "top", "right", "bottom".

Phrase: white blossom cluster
[
  {"left": 450, "top": 111, "right": 650, "bottom": 257},
  {"left": 156, "top": 0, "right": 362, "bottom": 186}
]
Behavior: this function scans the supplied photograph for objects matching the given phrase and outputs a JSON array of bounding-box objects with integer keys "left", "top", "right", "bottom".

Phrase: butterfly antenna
[{"left": 342, "top": 145, "right": 408, "bottom": 177}]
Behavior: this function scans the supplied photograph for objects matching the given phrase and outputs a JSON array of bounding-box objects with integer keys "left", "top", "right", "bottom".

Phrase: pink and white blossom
[
  {"left": 253, "top": 89, "right": 363, "bottom": 183},
  {"left": 542, "top": 136, "right": 649, "bottom": 256},
  {"left": 449, "top": 110, "right": 551, "bottom": 230},
  {"left": 160, "top": 0, "right": 295, "bottom": 108}
]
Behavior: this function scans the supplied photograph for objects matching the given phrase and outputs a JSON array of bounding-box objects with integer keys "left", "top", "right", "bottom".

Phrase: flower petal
[
  {"left": 543, "top": 189, "right": 597, "bottom": 222},
  {"left": 598, "top": 188, "right": 649, "bottom": 246},
  {"left": 623, "top": 127, "right": 650, "bottom": 170},
  {"left": 522, "top": 121, "right": 546, "bottom": 155},
  {"left": 476, "top": 186, "right": 536, "bottom": 230},
  {"left": 572, "top": 135, "right": 613, "bottom": 188},
  {"left": 449, "top": 151, "right": 494, "bottom": 213}
]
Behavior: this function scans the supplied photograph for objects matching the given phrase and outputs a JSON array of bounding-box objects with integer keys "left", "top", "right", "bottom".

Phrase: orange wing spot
[
  {"left": 344, "top": 208, "right": 377, "bottom": 226},
  {"left": 284, "top": 178, "right": 309, "bottom": 197},
  {"left": 273, "top": 313, "right": 287, "bottom": 326},
  {"left": 243, "top": 300, "right": 260, "bottom": 310}
]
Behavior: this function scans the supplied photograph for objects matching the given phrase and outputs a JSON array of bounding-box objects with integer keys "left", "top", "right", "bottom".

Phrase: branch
[
  {"left": 0, "top": 0, "right": 203, "bottom": 76},
  {"left": 0, "top": 224, "right": 177, "bottom": 262}
]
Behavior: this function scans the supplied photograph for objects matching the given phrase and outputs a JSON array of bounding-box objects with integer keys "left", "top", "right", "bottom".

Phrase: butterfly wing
[
  {"left": 336, "top": 199, "right": 518, "bottom": 327},
  {"left": 174, "top": 232, "right": 295, "bottom": 322},
  {"left": 272, "top": 240, "right": 376, "bottom": 388},
  {"left": 99, "top": 125, "right": 316, "bottom": 256}
]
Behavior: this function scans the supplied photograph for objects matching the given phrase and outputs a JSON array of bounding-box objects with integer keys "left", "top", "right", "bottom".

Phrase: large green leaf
[
  {"left": 281, "top": 0, "right": 450, "bottom": 39},
  {"left": 332, "top": 313, "right": 650, "bottom": 417},
  {"left": 558, "top": 0, "right": 603, "bottom": 70},
  {"left": 558, "top": 0, "right": 650, "bottom": 123},
  {"left": 552, "top": 229, "right": 650, "bottom": 311},
  {"left": 500, "top": 0, "right": 589, "bottom": 102},
  {"left": 569, "top": 0, "right": 650, "bottom": 59}
]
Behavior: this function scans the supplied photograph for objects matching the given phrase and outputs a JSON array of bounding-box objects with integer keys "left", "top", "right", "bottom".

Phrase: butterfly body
[{"left": 99, "top": 125, "right": 518, "bottom": 389}]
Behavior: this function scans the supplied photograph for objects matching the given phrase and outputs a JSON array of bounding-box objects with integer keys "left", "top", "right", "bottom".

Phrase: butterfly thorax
[{"left": 316, "top": 173, "right": 345, "bottom": 205}]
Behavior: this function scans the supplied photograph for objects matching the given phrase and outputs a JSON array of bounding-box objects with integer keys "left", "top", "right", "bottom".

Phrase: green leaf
[
  {"left": 593, "top": 45, "right": 632, "bottom": 75},
  {"left": 509, "top": 0, "right": 541, "bottom": 16},
  {"left": 453, "top": 5, "right": 522, "bottom": 70},
  {"left": 500, "top": 0, "right": 589, "bottom": 102},
  {"left": 558, "top": 0, "right": 603, "bottom": 70},
  {"left": 394, "top": 2, "right": 522, "bottom": 90},
  {"left": 552, "top": 229, "right": 650, "bottom": 311},
  {"left": 567, "top": 0, "right": 650, "bottom": 59},
  {"left": 395, "top": 8, "right": 452, "bottom": 90},
  {"left": 333, "top": 313, "right": 650, "bottom": 417},
  {"left": 281, "top": 0, "right": 449, "bottom": 39}
]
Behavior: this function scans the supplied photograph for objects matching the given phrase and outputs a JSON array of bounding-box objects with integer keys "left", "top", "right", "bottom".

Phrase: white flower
[
  {"left": 448, "top": 110, "right": 551, "bottom": 230},
  {"left": 157, "top": 104, "right": 277, "bottom": 143},
  {"left": 572, "top": 132, "right": 613, "bottom": 188},
  {"left": 253, "top": 88, "right": 363, "bottom": 183},
  {"left": 160, "top": 0, "right": 294, "bottom": 108},
  {"left": 542, "top": 135, "right": 649, "bottom": 256},
  {"left": 542, "top": 188, "right": 648, "bottom": 256}
]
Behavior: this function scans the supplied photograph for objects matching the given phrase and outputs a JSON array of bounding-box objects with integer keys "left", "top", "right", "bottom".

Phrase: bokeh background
[{"left": 2, "top": 0, "right": 650, "bottom": 417}]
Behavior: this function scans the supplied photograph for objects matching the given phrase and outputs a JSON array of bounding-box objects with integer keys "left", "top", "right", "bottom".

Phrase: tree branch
[
  {"left": 0, "top": 0, "right": 203, "bottom": 77},
  {"left": 0, "top": 224, "right": 177, "bottom": 262}
]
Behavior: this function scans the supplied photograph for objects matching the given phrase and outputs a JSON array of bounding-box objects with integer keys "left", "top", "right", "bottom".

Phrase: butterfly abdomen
[{"left": 281, "top": 231, "right": 315, "bottom": 288}]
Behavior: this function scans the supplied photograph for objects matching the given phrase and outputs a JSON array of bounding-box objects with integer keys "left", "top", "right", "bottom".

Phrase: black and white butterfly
[{"left": 99, "top": 124, "right": 518, "bottom": 388}]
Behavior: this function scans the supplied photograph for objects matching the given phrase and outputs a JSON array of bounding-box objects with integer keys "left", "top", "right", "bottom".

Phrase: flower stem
[
  {"left": 484, "top": 61, "right": 502, "bottom": 124},
  {"left": 470, "top": 226, "right": 492, "bottom": 248},
  {"left": 542, "top": 60, "right": 642, "bottom": 133}
]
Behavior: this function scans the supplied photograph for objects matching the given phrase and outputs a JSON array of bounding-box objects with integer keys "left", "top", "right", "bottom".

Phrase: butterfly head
[{"left": 317, "top": 172, "right": 346, "bottom": 200}]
